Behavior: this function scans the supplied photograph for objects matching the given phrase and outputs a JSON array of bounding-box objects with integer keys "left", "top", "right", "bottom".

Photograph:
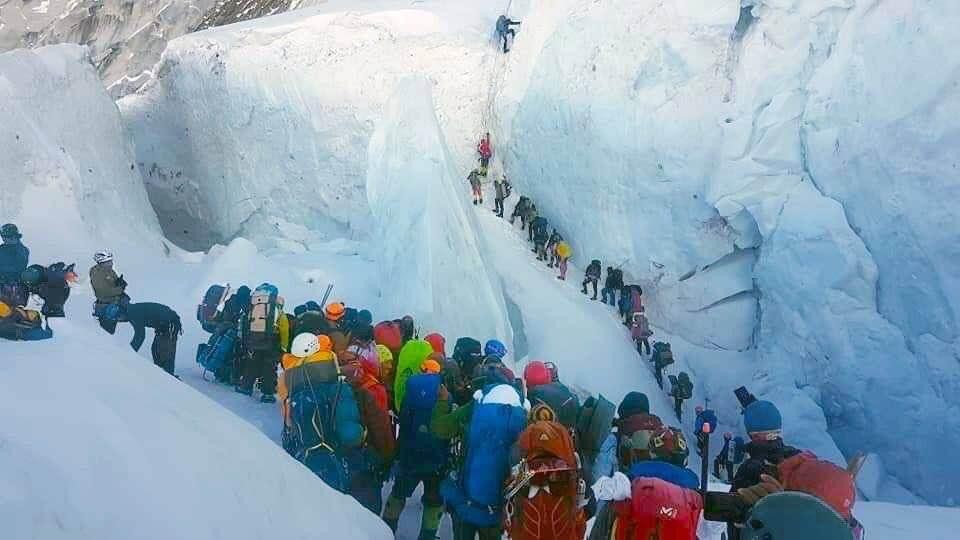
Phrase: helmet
[
  {"left": 421, "top": 359, "right": 442, "bottom": 374},
  {"left": 325, "top": 301, "right": 346, "bottom": 321},
  {"left": 523, "top": 361, "right": 552, "bottom": 388},
  {"left": 93, "top": 251, "right": 114, "bottom": 264},
  {"left": 20, "top": 265, "right": 45, "bottom": 286},
  {"left": 484, "top": 339, "right": 507, "bottom": 359},
  {"left": 317, "top": 335, "right": 334, "bottom": 353},
  {"left": 291, "top": 333, "right": 320, "bottom": 358},
  {"left": 1, "top": 223, "right": 21, "bottom": 240}
]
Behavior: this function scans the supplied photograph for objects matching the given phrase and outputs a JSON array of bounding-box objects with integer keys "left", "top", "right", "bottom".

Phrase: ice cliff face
[
  {"left": 0, "top": 44, "right": 164, "bottom": 263},
  {"left": 120, "top": 4, "right": 494, "bottom": 251},
  {"left": 495, "top": 0, "right": 960, "bottom": 505}
]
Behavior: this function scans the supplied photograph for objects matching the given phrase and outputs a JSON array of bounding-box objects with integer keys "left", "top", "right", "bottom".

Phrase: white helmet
[
  {"left": 93, "top": 251, "right": 114, "bottom": 264},
  {"left": 291, "top": 333, "right": 320, "bottom": 358}
]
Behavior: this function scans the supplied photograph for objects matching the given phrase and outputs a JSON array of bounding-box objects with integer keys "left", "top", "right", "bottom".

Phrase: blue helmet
[{"left": 484, "top": 339, "right": 507, "bottom": 359}]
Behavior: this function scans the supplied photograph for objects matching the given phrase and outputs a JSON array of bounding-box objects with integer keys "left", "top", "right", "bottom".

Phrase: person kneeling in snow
[{"left": 126, "top": 302, "right": 182, "bottom": 376}]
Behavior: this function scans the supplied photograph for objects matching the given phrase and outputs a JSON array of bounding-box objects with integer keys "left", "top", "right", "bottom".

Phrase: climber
[
  {"left": 601, "top": 266, "right": 624, "bottom": 306},
  {"left": 524, "top": 360, "right": 580, "bottom": 430},
  {"left": 279, "top": 333, "right": 363, "bottom": 492},
  {"left": 126, "top": 302, "right": 182, "bottom": 376},
  {"left": 468, "top": 168, "right": 484, "bottom": 205},
  {"left": 510, "top": 196, "right": 530, "bottom": 226},
  {"left": 532, "top": 215, "right": 549, "bottom": 261},
  {"left": 714, "top": 432, "right": 744, "bottom": 483},
  {"left": 89, "top": 251, "right": 130, "bottom": 334},
  {"left": 650, "top": 341, "right": 673, "bottom": 389},
  {"left": 322, "top": 301, "right": 351, "bottom": 353},
  {"left": 383, "top": 359, "right": 450, "bottom": 539},
  {"left": 496, "top": 15, "right": 521, "bottom": 53},
  {"left": 236, "top": 283, "right": 289, "bottom": 403},
  {"left": 630, "top": 306, "right": 652, "bottom": 356},
  {"left": 581, "top": 259, "right": 602, "bottom": 300},
  {"left": 477, "top": 133, "right": 493, "bottom": 171},
  {"left": 555, "top": 238, "right": 572, "bottom": 280},
  {"left": 545, "top": 229, "right": 562, "bottom": 268},
  {"left": 523, "top": 203, "right": 538, "bottom": 241},
  {"left": 0, "top": 223, "right": 30, "bottom": 306},
  {"left": 433, "top": 362, "right": 527, "bottom": 540},
  {"left": 668, "top": 372, "right": 693, "bottom": 421},
  {"left": 493, "top": 175, "right": 508, "bottom": 217}
]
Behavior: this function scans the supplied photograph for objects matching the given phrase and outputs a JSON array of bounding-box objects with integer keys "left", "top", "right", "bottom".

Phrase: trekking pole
[
  {"left": 319, "top": 283, "right": 334, "bottom": 308},
  {"left": 700, "top": 421, "right": 713, "bottom": 495}
]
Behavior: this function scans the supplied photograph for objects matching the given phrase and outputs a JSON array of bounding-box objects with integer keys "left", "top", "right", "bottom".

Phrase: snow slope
[
  {"left": 0, "top": 44, "right": 166, "bottom": 265},
  {"left": 490, "top": 0, "right": 960, "bottom": 505},
  {"left": 366, "top": 77, "right": 511, "bottom": 346},
  {"left": 0, "top": 306, "right": 390, "bottom": 540}
]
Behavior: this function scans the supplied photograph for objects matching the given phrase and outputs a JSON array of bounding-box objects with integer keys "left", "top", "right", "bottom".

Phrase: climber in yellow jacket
[{"left": 556, "top": 239, "right": 572, "bottom": 281}]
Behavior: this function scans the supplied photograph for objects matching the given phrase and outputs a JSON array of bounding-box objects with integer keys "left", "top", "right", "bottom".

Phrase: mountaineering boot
[
  {"left": 260, "top": 393, "right": 276, "bottom": 404},
  {"left": 592, "top": 295, "right": 598, "bottom": 300},
  {"left": 418, "top": 505, "right": 444, "bottom": 540},
  {"left": 581, "top": 287, "right": 588, "bottom": 295},
  {"left": 382, "top": 495, "right": 405, "bottom": 533}
]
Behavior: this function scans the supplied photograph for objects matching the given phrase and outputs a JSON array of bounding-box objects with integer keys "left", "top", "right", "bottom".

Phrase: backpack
[
  {"left": 374, "top": 320, "right": 403, "bottom": 357},
  {"left": 245, "top": 284, "right": 283, "bottom": 351},
  {"left": 196, "top": 327, "right": 238, "bottom": 379},
  {"left": 617, "top": 413, "right": 664, "bottom": 467},
  {"left": 393, "top": 339, "right": 434, "bottom": 411},
  {"left": 505, "top": 421, "right": 585, "bottom": 540},
  {"left": 777, "top": 451, "right": 856, "bottom": 520},
  {"left": 652, "top": 342, "right": 673, "bottom": 369},
  {"left": 671, "top": 374, "right": 693, "bottom": 400},
  {"left": 742, "top": 491, "right": 855, "bottom": 540},
  {"left": 587, "top": 262, "right": 601, "bottom": 279},
  {"left": 630, "top": 313, "right": 652, "bottom": 340},
  {"left": 397, "top": 373, "right": 449, "bottom": 474},
  {"left": 441, "top": 385, "right": 528, "bottom": 527},
  {"left": 611, "top": 268, "right": 624, "bottom": 286},
  {"left": 343, "top": 367, "right": 395, "bottom": 464},
  {"left": 528, "top": 383, "right": 581, "bottom": 430},
  {"left": 611, "top": 477, "right": 703, "bottom": 540},
  {"left": 197, "top": 284, "right": 229, "bottom": 333},
  {"left": 287, "top": 364, "right": 363, "bottom": 492},
  {"left": 575, "top": 395, "right": 617, "bottom": 465}
]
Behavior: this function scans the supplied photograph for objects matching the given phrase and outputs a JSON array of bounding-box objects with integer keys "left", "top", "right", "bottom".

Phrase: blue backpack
[
  {"left": 441, "top": 384, "right": 527, "bottom": 527},
  {"left": 196, "top": 328, "right": 237, "bottom": 379},
  {"left": 288, "top": 366, "right": 363, "bottom": 492},
  {"left": 398, "top": 373, "right": 450, "bottom": 475}
]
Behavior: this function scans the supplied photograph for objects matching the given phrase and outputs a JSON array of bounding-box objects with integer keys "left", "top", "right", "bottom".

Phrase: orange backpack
[
  {"left": 505, "top": 421, "right": 586, "bottom": 540},
  {"left": 778, "top": 451, "right": 856, "bottom": 520}
]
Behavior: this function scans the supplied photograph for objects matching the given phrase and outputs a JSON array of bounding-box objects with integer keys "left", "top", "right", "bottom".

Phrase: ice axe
[{"left": 319, "top": 283, "right": 334, "bottom": 309}]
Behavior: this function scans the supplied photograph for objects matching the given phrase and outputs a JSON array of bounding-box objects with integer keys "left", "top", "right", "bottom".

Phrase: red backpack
[
  {"left": 505, "top": 421, "right": 586, "bottom": 540},
  {"left": 612, "top": 477, "right": 703, "bottom": 540},
  {"left": 374, "top": 321, "right": 403, "bottom": 358},
  {"left": 778, "top": 451, "right": 856, "bottom": 520}
]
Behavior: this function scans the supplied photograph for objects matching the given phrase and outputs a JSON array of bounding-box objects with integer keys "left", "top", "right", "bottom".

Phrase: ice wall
[
  {"left": 495, "top": 0, "right": 960, "bottom": 504},
  {"left": 0, "top": 45, "right": 165, "bottom": 265},
  {"left": 366, "top": 77, "right": 511, "bottom": 346},
  {"left": 120, "top": 4, "right": 497, "bottom": 250}
]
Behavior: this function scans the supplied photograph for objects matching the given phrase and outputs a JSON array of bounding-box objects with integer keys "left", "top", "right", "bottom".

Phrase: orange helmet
[
  {"left": 325, "top": 301, "right": 346, "bottom": 321},
  {"left": 317, "top": 335, "right": 334, "bottom": 353},
  {"left": 421, "top": 359, "right": 442, "bottom": 374}
]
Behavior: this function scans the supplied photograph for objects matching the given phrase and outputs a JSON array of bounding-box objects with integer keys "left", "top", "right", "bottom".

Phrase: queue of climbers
[{"left": 192, "top": 280, "right": 864, "bottom": 540}]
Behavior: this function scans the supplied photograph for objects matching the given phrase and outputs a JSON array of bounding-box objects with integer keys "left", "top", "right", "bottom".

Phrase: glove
[
  {"left": 737, "top": 474, "right": 784, "bottom": 506},
  {"left": 115, "top": 275, "right": 128, "bottom": 288}
]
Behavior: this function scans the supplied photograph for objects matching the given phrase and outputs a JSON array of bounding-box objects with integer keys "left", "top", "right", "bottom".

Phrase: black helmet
[
  {"left": 20, "top": 264, "right": 45, "bottom": 286},
  {"left": 1, "top": 223, "right": 21, "bottom": 240}
]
